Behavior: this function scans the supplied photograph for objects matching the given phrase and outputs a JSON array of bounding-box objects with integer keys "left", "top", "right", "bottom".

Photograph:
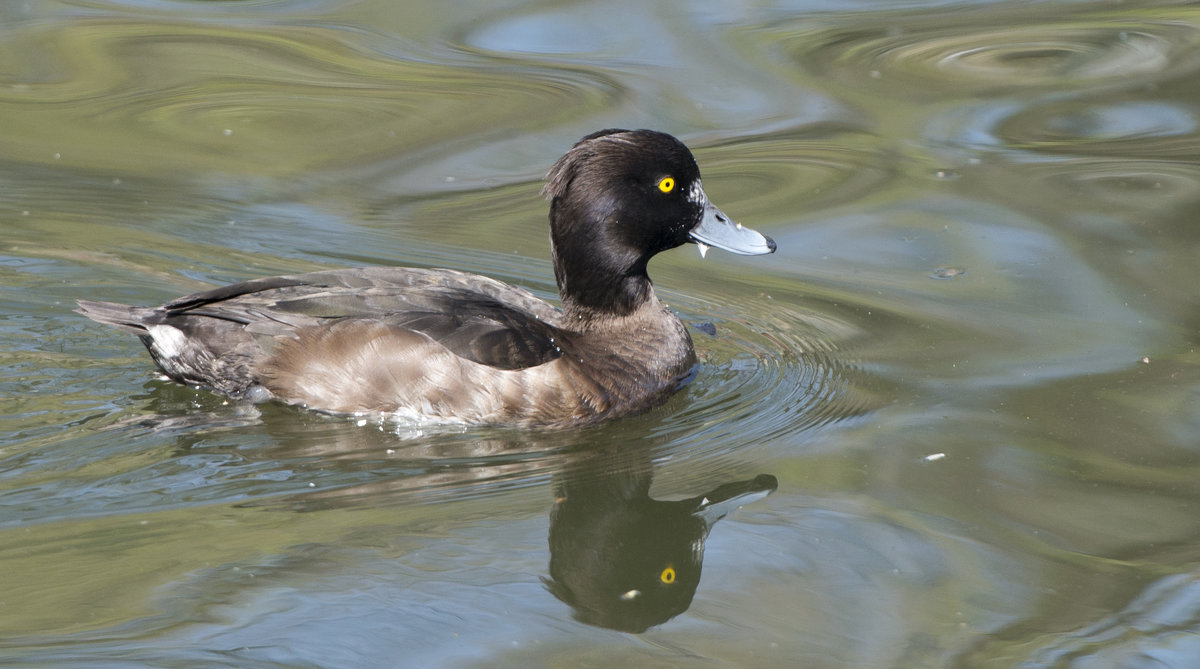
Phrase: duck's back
[{"left": 80, "top": 268, "right": 575, "bottom": 415}]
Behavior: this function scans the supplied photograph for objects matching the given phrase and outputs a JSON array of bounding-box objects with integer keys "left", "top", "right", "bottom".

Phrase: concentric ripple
[
  {"left": 641, "top": 284, "right": 886, "bottom": 470},
  {"left": 1013, "top": 159, "right": 1200, "bottom": 216},
  {"left": 992, "top": 99, "right": 1200, "bottom": 159},
  {"left": 0, "top": 19, "right": 616, "bottom": 175},
  {"left": 697, "top": 129, "right": 895, "bottom": 215},
  {"left": 785, "top": 10, "right": 1200, "bottom": 163},
  {"left": 790, "top": 14, "right": 1200, "bottom": 97}
]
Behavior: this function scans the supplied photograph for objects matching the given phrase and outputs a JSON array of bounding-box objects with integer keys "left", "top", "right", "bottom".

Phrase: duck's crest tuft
[{"left": 542, "top": 128, "right": 634, "bottom": 200}]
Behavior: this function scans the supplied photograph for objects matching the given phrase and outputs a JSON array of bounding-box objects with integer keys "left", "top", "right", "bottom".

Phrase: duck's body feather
[{"left": 78, "top": 267, "right": 694, "bottom": 426}]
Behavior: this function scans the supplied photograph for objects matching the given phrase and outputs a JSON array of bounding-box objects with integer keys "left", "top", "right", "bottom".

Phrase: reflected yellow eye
[
  {"left": 657, "top": 177, "right": 675, "bottom": 194},
  {"left": 660, "top": 566, "right": 676, "bottom": 584}
]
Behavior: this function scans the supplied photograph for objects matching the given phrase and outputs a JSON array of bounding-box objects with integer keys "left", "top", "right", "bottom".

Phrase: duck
[{"left": 77, "top": 129, "right": 776, "bottom": 426}]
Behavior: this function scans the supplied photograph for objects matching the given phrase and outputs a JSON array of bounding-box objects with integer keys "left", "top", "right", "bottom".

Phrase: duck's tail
[{"left": 75, "top": 300, "right": 155, "bottom": 335}]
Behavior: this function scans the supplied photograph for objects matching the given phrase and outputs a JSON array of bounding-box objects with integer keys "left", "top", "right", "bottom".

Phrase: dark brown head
[{"left": 543, "top": 129, "right": 774, "bottom": 319}]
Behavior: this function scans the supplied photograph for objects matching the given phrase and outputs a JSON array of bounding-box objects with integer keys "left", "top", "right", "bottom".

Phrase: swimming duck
[{"left": 77, "top": 129, "right": 776, "bottom": 426}]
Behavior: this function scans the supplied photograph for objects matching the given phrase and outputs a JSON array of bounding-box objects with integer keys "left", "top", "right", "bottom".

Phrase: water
[{"left": 3, "top": 0, "right": 1200, "bottom": 666}]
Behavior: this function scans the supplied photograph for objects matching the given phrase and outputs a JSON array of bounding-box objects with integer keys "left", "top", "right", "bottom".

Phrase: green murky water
[{"left": 4, "top": 0, "right": 1200, "bottom": 666}]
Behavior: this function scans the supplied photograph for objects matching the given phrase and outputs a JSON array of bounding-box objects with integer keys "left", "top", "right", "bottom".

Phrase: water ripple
[
  {"left": 790, "top": 15, "right": 1200, "bottom": 96},
  {"left": 0, "top": 19, "right": 617, "bottom": 175},
  {"left": 788, "top": 11, "right": 1200, "bottom": 162},
  {"left": 698, "top": 127, "right": 895, "bottom": 216},
  {"left": 1012, "top": 159, "right": 1200, "bottom": 216},
  {"left": 647, "top": 285, "right": 885, "bottom": 472},
  {"left": 991, "top": 99, "right": 1200, "bottom": 159}
]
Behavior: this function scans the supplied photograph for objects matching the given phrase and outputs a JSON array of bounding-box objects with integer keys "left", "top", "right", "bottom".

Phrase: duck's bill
[
  {"left": 691, "top": 474, "right": 779, "bottom": 528},
  {"left": 689, "top": 201, "right": 776, "bottom": 257}
]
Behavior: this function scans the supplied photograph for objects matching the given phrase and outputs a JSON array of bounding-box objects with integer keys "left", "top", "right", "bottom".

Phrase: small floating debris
[
  {"left": 923, "top": 452, "right": 947, "bottom": 462},
  {"left": 930, "top": 266, "right": 966, "bottom": 280},
  {"left": 1140, "top": 356, "right": 1150, "bottom": 364}
]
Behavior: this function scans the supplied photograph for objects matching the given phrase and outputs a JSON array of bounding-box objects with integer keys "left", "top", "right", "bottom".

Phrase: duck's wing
[{"left": 161, "top": 267, "right": 566, "bottom": 371}]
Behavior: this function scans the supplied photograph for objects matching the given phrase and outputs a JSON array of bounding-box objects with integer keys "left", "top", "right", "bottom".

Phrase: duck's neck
[
  {"left": 553, "top": 247, "right": 654, "bottom": 323},
  {"left": 560, "top": 275, "right": 654, "bottom": 324},
  {"left": 549, "top": 207, "right": 656, "bottom": 323}
]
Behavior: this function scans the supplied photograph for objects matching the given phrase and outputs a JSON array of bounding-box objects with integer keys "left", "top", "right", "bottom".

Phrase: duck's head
[{"left": 543, "top": 129, "right": 775, "bottom": 319}]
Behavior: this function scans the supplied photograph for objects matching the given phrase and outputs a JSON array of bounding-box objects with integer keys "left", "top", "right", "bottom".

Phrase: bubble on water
[{"left": 931, "top": 266, "right": 967, "bottom": 279}]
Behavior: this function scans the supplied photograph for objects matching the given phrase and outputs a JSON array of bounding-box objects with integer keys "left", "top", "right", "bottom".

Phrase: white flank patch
[{"left": 148, "top": 325, "right": 189, "bottom": 359}]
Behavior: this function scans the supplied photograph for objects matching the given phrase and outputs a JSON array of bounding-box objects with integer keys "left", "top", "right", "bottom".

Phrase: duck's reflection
[
  {"left": 545, "top": 447, "right": 776, "bottom": 633},
  {"left": 127, "top": 400, "right": 777, "bottom": 633}
]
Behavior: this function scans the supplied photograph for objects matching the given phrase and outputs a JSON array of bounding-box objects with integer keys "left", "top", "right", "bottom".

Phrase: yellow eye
[
  {"left": 657, "top": 177, "right": 675, "bottom": 194},
  {"left": 660, "top": 566, "right": 676, "bottom": 584}
]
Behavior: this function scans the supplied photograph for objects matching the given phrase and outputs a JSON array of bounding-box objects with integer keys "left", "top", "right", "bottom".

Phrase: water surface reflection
[{"left": 546, "top": 445, "right": 776, "bottom": 632}]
